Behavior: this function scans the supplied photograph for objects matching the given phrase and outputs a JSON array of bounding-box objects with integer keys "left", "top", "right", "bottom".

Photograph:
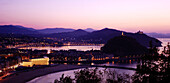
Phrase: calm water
[
  {"left": 20, "top": 38, "right": 170, "bottom": 53},
  {"left": 157, "top": 38, "right": 170, "bottom": 53},
  {"left": 19, "top": 45, "right": 102, "bottom": 54},
  {"left": 27, "top": 38, "right": 170, "bottom": 83}
]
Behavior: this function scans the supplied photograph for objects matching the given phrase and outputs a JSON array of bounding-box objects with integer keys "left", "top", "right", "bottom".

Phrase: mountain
[
  {"left": 84, "top": 28, "right": 96, "bottom": 32},
  {"left": 101, "top": 36, "right": 148, "bottom": 56},
  {"left": 0, "top": 25, "right": 38, "bottom": 34},
  {"left": 146, "top": 33, "right": 170, "bottom": 38},
  {"left": 38, "top": 28, "right": 75, "bottom": 34},
  {"left": 80, "top": 28, "right": 161, "bottom": 47},
  {"left": 45, "top": 29, "right": 90, "bottom": 38},
  {"left": 38, "top": 28, "right": 96, "bottom": 34},
  {"left": 0, "top": 25, "right": 162, "bottom": 47},
  {"left": 45, "top": 28, "right": 161, "bottom": 47},
  {"left": 80, "top": 28, "right": 121, "bottom": 40},
  {"left": 78, "top": 28, "right": 161, "bottom": 47}
]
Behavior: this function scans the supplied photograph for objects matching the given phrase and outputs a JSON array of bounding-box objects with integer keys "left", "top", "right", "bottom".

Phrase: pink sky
[{"left": 0, "top": 0, "right": 170, "bottom": 33}]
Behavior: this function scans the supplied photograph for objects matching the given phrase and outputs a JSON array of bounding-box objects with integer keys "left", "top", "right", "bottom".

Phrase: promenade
[
  {"left": 0, "top": 65, "right": 88, "bottom": 83},
  {"left": 0, "top": 64, "right": 137, "bottom": 83}
]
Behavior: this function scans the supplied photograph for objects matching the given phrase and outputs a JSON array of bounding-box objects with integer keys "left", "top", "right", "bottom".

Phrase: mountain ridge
[
  {"left": 0, "top": 25, "right": 38, "bottom": 34},
  {"left": 0, "top": 25, "right": 162, "bottom": 47},
  {"left": 146, "top": 32, "right": 170, "bottom": 38}
]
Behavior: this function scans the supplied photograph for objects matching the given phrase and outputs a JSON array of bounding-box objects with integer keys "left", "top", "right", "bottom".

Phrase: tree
[
  {"left": 132, "top": 42, "right": 170, "bottom": 83},
  {"left": 55, "top": 68, "right": 131, "bottom": 83},
  {"left": 54, "top": 74, "right": 73, "bottom": 83},
  {"left": 74, "top": 68, "right": 103, "bottom": 83},
  {"left": 105, "top": 69, "right": 131, "bottom": 83}
]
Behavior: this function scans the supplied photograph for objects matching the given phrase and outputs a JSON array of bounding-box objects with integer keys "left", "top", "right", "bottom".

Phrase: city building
[{"left": 22, "top": 56, "right": 49, "bottom": 67}]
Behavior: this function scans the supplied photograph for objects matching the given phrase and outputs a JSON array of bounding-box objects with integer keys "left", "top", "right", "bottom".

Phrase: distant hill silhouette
[
  {"left": 43, "top": 28, "right": 161, "bottom": 47},
  {"left": 38, "top": 28, "right": 96, "bottom": 33},
  {"left": 0, "top": 25, "right": 95, "bottom": 34},
  {"left": 101, "top": 36, "right": 148, "bottom": 56},
  {"left": 84, "top": 28, "right": 96, "bottom": 32},
  {"left": 146, "top": 33, "right": 170, "bottom": 38},
  {"left": 38, "top": 28, "right": 75, "bottom": 34},
  {"left": 0, "top": 25, "right": 38, "bottom": 34},
  {"left": 78, "top": 28, "right": 161, "bottom": 47},
  {"left": 45, "top": 29, "right": 89, "bottom": 38},
  {"left": 0, "top": 25, "right": 162, "bottom": 47}
]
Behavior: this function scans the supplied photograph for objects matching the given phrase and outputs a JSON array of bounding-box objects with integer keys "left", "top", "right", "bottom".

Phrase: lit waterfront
[
  {"left": 19, "top": 45, "right": 103, "bottom": 54},
  {"left": 17, "top": 38, "right": 169, "bottom": 54}
]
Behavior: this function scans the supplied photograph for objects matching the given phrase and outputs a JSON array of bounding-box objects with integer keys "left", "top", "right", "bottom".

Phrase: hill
[
  {"left": 0, "top": 25, "right": 38, "bottom": 34},
  {"left": 146, "top": 33, "right": 170, "bottom": 38},
  {"left": 0, "top": 25, "right": 162, "bottom": 47},
  {"left": 78, "top": 28, "right": 161, "bottom": 47},
  {"left": 101, "top": 36, "right": 148, "bottom": 56},
  {"left": 45, "top": 29, "right": 90, "bottom": 38},
  {"left": 38, "top": 28, "right": 75, "bottom": 34},
  {"left": 84, "top": 28, "right": 96, "bottom": 32},
  {"left": 38, "top": 28, "right": 96, "bottom": 33},
  {"left": 43, "top": 28, "right": 161, "bottom": 47}
]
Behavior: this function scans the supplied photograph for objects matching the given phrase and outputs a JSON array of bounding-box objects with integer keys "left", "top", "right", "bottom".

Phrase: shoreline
[
  {"left": 7, "top": 44, "right": 104, "bottom": 49},
  {"left": 0, "top": 64, "right": 88, "bottom": 83}
]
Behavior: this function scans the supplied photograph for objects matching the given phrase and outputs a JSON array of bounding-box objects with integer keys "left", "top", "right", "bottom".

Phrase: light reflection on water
[
  {"left": 19, "top": 38, "right": 169, "bottom": 54},
  {"left": 19, "top": 45, "right": 102, "bottom": 54},
  {"left": 157, "top": 38, "right": 170, "bottom": 53},
  {"left": 101, "top": 62, "right": 137, "bottom": 68}
]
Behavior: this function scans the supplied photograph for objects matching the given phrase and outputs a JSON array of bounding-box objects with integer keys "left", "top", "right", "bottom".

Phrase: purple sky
[{"left": 0, "top": 0, "right": 170, "bottom": 33}]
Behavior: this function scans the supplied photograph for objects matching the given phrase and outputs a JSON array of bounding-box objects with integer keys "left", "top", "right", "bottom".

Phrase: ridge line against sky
[{"left": 0, "top": 0, "right": 170, "bottom": 33}]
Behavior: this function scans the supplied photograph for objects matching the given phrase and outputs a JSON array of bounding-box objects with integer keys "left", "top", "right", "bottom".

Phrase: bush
[
  {"left": 55, "top": 68, "right": 131, "bottom": 83},
  {"left": 54, "top": 74, "right": 73, "bottom": 83}
]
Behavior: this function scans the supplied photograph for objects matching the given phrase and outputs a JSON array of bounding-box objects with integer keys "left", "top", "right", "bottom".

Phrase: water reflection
[
  {"left": 157, "top": 38, "right": 170, "bottom": 53},
  {"left": 19, "top": 46, "right": 102, "bottom": 54}
]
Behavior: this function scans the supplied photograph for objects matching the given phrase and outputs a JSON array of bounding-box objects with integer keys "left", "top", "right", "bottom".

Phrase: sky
[{"left": 0, "top": 0, "right": 170, "bottom": 33}]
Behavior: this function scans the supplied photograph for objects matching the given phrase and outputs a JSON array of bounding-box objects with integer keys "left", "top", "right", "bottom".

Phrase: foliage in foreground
[
  {"left": 132, "top": 42, "right": 170, "bottom": 83},
  {"left": 54, "top": 68, "right": 131, "bottom": 83}
]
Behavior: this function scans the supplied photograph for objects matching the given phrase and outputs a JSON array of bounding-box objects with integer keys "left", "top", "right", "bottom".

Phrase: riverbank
[{"left": 0, "top": 64, "right": 88, "bottom": 83}]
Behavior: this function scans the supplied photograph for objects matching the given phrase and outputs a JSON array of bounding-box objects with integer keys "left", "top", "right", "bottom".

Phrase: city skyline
[{"left": 0, "top": 0, "right": 170, "bottom": 33}]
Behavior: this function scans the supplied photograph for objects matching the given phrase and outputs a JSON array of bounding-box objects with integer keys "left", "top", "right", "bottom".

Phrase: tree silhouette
[
  {"left": 132, "top": 42, "right": 170, "bottom": 83},
  {"left": 55, "top": 68, "right": 131, "bottom": 83},
  {"left": 54, "top": 74, "right": 73, "bottom": 83}
]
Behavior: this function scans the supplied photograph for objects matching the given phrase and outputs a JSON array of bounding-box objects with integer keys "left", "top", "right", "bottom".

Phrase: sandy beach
[{"left": 0, "top": 64, "right": 88, "bottom": 83}]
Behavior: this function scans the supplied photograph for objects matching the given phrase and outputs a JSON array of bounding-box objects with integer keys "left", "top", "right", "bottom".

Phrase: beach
[{"left": 0, "top": 64, "right": 88, "bottom": 83}]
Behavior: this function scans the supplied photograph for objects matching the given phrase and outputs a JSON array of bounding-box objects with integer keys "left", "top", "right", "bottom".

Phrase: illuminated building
[
  {"left": 122, "top": 32, "right": 124, "bottom": 36},
  {"left": 137, "top": 30, "right": 143, "bottom": 34},
  {"left": 22, "top": 57, "right": 49, "bottom": 67}
]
